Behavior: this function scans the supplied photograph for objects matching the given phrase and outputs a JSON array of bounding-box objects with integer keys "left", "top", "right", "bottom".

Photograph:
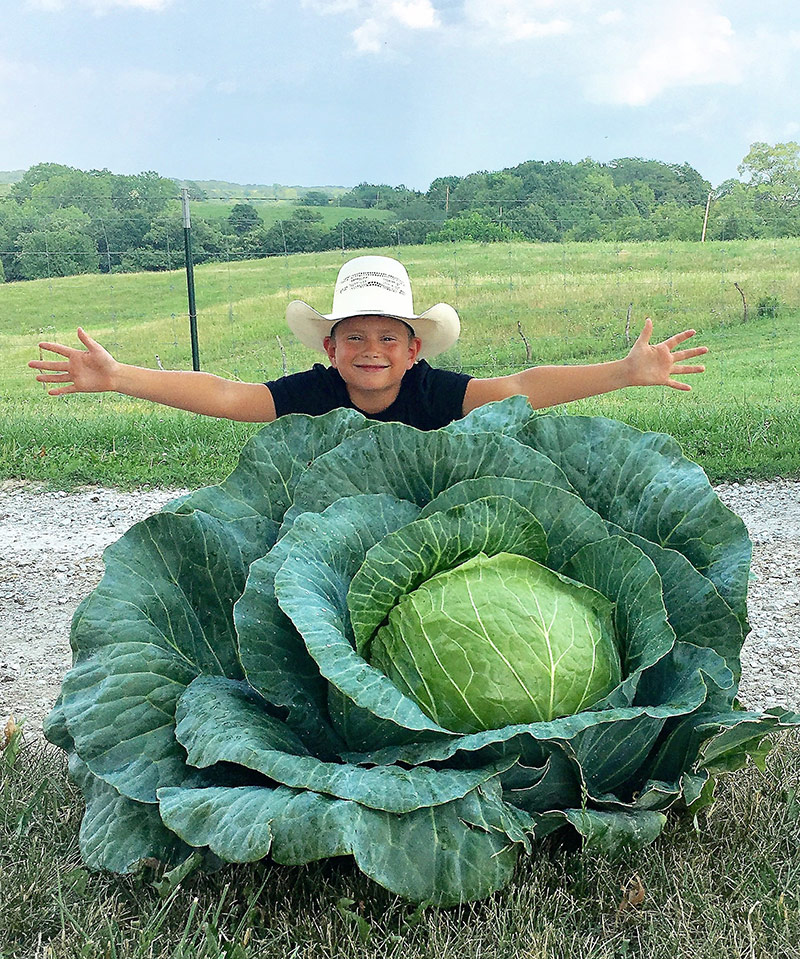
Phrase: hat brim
[{"left": 286, "top": 301, "right": 460, "bottom": 360}]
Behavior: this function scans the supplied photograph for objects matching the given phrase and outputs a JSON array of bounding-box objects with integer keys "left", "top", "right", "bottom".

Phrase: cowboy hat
[{"left": 286, "top": 255, "right": 460, "bottom": 360}]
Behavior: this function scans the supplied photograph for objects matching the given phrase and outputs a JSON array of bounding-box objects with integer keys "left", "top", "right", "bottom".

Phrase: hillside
[{"left": 172, "top": 178, "right": 349, "bottom": 200}]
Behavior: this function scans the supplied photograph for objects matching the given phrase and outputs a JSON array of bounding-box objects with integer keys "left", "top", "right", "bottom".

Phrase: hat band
[{"left": 331, "top": 269, "right": 415, "bottom": 319}]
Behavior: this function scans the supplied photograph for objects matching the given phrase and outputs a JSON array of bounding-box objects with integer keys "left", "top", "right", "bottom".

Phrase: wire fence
[{"left": 2, "top": 193, "right": 797, "bottom": 403}]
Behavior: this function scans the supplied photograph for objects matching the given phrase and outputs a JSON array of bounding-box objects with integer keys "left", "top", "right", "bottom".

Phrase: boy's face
[{"left": 324, "top": 316, "right": 421, "bottom": 402}]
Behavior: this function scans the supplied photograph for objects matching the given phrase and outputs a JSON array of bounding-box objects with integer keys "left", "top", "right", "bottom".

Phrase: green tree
[
  {"left": 299, "top": 191, "right": 331, "bottom": 206},
  {"left": 426, "top": 175, "right": 462, "bottom": 210},
  {"left": 263, "top": 209, "right": 326, "bottom": 254},
  {"left": 17, "top": 229, "right": 98, "bottom": 279},
  {"left": 504, "top": 205, "right": 559, "bottom": 242},
  {"left": 316, "top": 216, "right": 397, "bottom": 252},
  {"left": 9, "top": 163, "right": 76, "bottom": 202},
  {"left": 123, "top": 210, "right": 226, "bottom": 271},
  {"left": 605, "top": 158, "right": 710, "bottom": 205},
  {"left": 426, "top": 212, "right": 522, "bottom": 243},
  {"left": 110, "top": 171, "right": 176, "bottom": 215},
  {"left": 738, "top": 141, "right": 800, "bottom": 207},
  {"left": 227, "top": 203, "right": 262, "bottom": 235},
  {"left": 649, "top": 202, "right": 705, "bottom": 240},
  {"left": 392, "top": 219, "right": 440, "bottom": 245}
]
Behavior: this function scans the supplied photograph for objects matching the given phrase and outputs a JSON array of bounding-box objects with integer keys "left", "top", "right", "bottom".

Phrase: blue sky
[{"left": 3, "top": 0, "right": 799, "bottom": 189}]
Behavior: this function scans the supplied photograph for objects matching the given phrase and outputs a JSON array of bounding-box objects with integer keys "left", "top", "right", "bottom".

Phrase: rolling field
[
  {"left": 1, "top": 237, "right": 799, "bottom": 487},
  {"left": 185, "top": 198, "right": 396, "bottom": 229}
]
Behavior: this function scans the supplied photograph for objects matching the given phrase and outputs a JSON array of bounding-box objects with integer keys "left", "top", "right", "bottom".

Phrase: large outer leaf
[
  {"left": 69, "top": 756, "right": 189, "bottom": 874},
  {"left": 562, "top": 535, "right": 674, "bottom": 681},
  {"left": 272, "top": 496, "right": 454, "bottom": 744},
  {"left": 605, "top": 521, "right": 744, "bottom": 677},
  {"left": 535, "top": 808, "right": 667, "bottom": 853},
  {"left": 292, "top": 424, "right": 573, "bottom": 512},
  {"left": 175, "top": 676, "right": 515, "bottom": 813},
  {"left": 420, "top": 478, "right": 609, "bottom": 572},
  {"left": 59, "top": 510, "right": 255, "bottom": 802},
  {"left": 167, "top": 409, "right": 368, "bottom": 553},
  {"left": 234, "top": 532, "right": 344, "bottom": 758},
  {"left": 443, "top": 395, "right": 533, "bottom": 436},
  {"left": 158, "top": 783, "right": 522, "bottom": 906},
  {"left": 517, "top": 414, "right": 751, "bottom": 621}
]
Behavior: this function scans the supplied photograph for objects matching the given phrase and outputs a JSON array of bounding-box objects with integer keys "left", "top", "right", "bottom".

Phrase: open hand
[
  {"left": 626, "top": 318, "right": 707, "bottom": 390},
  {"left": 29, "top": 328, "right": 119, "bottom": 395}
]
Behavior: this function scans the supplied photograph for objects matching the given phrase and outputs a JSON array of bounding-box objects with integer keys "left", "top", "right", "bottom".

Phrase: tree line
[{"left": 1, "top": 143, "right": 799, "bottom": 283}]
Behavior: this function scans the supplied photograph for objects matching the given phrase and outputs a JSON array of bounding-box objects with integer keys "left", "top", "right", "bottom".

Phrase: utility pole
[
  {"left": 181, "top": 188, "right": 200, "bottom": 370},
  {"left": 701, "top": 191, "right": 713, "bottom": 242}
]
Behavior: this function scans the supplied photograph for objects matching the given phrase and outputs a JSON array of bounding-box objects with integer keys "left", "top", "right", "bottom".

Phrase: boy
[{"left": 29, "top": 255, "right": 707, "bottom": 429}]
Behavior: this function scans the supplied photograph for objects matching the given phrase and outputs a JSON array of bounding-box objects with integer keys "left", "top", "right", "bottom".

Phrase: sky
[{"left": 2, "top": 0, "right": 799, "bottom": 190}]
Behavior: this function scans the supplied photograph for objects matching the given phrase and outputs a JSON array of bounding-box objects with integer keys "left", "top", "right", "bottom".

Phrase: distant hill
[
  {"left": 0, "top": 170, "right": 25, "bottom": 195},
  {"left": 172, "top": 178, "right": 349, "bottom": 200}
]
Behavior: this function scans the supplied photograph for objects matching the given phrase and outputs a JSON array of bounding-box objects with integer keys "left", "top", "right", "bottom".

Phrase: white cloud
[
  {"left": 597, "top": 8, "right": 622, "bottom": 25},
  {"left": 461, "top": 0, "right": 573, "bottom": 43},
  {"left": 26, "top": 0, "right": 174, "bottom": 10},
  {"left": 353, "top": 17, "right": 384, "bottom": 52},
  {"left": 300, "top": 0, "right": 360, "bottom": 13},
  {"left": 586, "top": 1, "right": 742, "bottom": 106},
  {"left": 390, "top": 0, "right": 439, "bottom": 29},
  {"left": 302, "top": 0, "right": 440, "bottom": 54}
]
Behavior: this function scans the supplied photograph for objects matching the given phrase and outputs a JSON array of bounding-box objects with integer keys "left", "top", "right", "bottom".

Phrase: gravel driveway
[{"left": 2, "top": 479, "right": 799, "bottom": 741}]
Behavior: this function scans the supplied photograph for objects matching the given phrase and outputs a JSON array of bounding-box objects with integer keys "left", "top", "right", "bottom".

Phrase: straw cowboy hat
[{"left": 286, "top": 255, "right": 460, "bottom": 360}]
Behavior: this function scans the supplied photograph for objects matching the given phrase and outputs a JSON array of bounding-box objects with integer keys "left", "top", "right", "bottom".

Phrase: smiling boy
[{"left": 30, "top": 255, "right": 707, "bottom": 428}]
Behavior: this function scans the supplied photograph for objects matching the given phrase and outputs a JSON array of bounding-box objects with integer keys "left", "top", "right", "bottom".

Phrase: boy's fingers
[
  {"left": 634, "top": 318, "right": 653, "bottom": 343},
  {"left": 36, "top": 373, "right": 74, "bottom": 383},
  {"left": 663, "top": 329, "right": 698, "bottom": 348},
  {"left": 48, "top": 385, "right": 77, "bottom": 395},
  {"left": 77, "top": 327, "right": 103, "bottom": 351},
  {"left": 37, "top": 342, "right": 72, "bottom": 356},
  {"left": 674, "top": 364, "right": 705, "bottom": 374},
  {"left": 672, "top": 346, "right": 708, "bottom": 360},
  {"left": 30, "top": 360, "right": 70, "bottom": 371}
]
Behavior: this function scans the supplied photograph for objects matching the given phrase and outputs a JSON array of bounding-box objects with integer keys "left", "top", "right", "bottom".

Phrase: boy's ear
[
  {"left": 407, "top": 336, "right": 422, "bottom": 366},
  {"left": 323, "top": 335, "right": 336, "bottom": 365}
]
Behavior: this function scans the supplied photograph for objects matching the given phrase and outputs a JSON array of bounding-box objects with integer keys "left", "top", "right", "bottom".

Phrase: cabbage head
[{"left": 45, "top": 398, "right": 800, "bottom": 906}]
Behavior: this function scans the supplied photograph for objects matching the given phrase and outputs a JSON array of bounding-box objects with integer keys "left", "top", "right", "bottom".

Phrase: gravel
[{"left": 2, "top": 478, "right": 799, "bottom": 741}]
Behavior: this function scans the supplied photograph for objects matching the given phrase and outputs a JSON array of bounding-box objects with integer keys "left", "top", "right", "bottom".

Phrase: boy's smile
[{"left": 324, "top": 315, "right": 421, "bottom": 414}]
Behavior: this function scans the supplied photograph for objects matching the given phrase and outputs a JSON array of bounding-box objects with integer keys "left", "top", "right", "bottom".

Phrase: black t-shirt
[{"left": 265, "top": 360, "right": 472, "bottom": 431}]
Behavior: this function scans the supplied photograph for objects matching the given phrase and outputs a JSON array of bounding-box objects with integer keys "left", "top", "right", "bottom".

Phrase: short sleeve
[
  {"left": 265, "top": 364, "right": 349, "bottom": 417},
  {"left": 406, "top": 363, "right": 473, "bottom": 429}
]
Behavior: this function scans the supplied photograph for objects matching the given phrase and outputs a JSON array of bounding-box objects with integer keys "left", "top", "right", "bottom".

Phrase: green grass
[
  {"left": 2, "top": 238, "right": 799, "bottom": 487},
  {"left": 2, "top": 731, "right": 799, "bottom": 959},
  {"left": 186, "top": 198, "right": 396, "bottom": 228}
]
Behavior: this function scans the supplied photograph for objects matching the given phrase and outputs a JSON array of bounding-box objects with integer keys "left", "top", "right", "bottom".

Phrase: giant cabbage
[{"left": 45, "top": 398, "right": 800, "bottom": 905}]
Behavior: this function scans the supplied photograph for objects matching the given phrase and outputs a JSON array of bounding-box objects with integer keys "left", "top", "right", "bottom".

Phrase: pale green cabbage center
[{"left": 369, "top": 552, "right": 621, "bottom": 733}]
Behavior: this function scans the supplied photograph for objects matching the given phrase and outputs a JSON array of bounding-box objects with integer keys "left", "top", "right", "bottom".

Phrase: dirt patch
[{"left": 2, "top": 479, "right": 799, "bottom": 741}]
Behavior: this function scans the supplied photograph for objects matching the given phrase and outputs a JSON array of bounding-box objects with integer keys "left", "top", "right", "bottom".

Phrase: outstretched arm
[
  {"left": 29, "top": 328, "right": 277, "bottom": 423},
  {"left": 463, "top": 319, "right": 707, "bottom": 413}
]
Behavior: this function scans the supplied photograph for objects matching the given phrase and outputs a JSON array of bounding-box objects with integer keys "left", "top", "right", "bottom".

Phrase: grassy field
[
  {"left": 2, "top": 730, "right": 798, "bottom": 959},
  {"left": 186, "top": 198, "right": 396, "bottom": 229},
  {"left": 1, "top": 238, "right": 799, "bottom": 487}
]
